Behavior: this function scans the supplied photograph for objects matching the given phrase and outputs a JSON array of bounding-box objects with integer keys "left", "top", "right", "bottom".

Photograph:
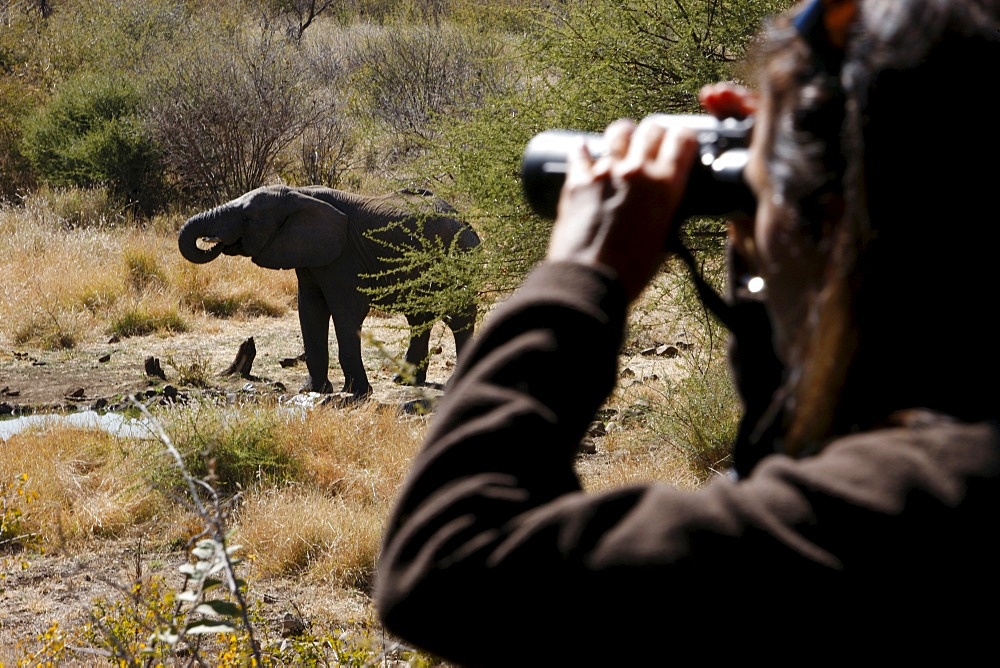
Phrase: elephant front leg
[
  {"left": 331, "top": 311, "right": 373, "bottom": 397},
  {"left": 296, "top": 269, "right": 334, "bottom": 394}
]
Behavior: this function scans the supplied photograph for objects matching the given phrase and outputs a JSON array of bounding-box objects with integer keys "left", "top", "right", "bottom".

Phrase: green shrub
[
  {"left": 164, "top": 354, "right": 216, "bottom": 389},
  {"left": 165, "top": 406, "right": 299, "bottom": 492},
  {"left": 109, "top": 308, "right": 188, "bottom": 338},
  {"left": 182, "top": 291, "right": 287, "bottom": 319},
  {"left": 124, "top": 248, "right": 168, "bottom": 293},
  {"left": 13, "top": 311, "right": 82, "bottom": 350},
  {"left": 20, "top": 72, "right": 167, "bottom": 215}
]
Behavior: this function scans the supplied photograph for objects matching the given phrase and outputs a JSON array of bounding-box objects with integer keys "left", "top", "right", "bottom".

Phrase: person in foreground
[{"left": 375, "top": 0, "right": 1000, "bottom": 663}]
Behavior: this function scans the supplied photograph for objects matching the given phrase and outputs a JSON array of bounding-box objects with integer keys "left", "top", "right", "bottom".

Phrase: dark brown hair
[{"left": 754, "top": 0, "right": 1000, "bottom": 455}]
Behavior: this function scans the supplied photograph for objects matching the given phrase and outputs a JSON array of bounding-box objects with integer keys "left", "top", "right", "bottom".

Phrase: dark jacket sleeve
[{"left": 374, "top": 262, "right": 1000, "bottom": 666}]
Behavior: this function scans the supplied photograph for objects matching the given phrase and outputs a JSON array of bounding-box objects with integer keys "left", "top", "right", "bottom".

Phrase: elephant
[{"left": 178, "top": 184, "right": 481, "bottom": 398}]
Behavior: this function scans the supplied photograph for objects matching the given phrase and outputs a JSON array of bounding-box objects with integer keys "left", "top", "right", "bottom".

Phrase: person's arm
[{"left": 376, "top": 118, "right": 705, "bottom": 658}]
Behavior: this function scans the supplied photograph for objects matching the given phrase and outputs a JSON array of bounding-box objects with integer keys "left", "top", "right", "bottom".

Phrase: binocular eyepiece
[{"left": 520, "top": 114, "right": 756, "bottom": 221}]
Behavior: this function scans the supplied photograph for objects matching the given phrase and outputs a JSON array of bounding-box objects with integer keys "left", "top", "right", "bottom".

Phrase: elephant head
[{"left": 178, "top": 185, "right": 348, "bottom": 269}]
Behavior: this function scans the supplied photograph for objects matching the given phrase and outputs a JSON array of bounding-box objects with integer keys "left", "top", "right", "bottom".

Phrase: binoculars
[{"left": 520, "top": 114, "right": 756, "bottom": 221}]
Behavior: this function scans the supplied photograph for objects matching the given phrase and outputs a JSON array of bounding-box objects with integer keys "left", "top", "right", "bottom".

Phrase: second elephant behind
[{"left": 178, "top": 185, "right": 481, "bottom": 398}]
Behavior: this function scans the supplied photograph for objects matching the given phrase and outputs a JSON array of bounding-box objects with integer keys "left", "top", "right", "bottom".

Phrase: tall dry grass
[{"left": 0, "top": 187, "right": 297, "bottom": 350}]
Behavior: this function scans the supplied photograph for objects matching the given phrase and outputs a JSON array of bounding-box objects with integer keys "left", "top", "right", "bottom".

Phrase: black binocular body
[{"left": 520, "top": 114, "right": 756, "bottom": 221}]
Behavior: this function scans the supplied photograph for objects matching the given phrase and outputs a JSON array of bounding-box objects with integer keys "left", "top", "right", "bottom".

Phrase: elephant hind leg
[
  {"left": 448, "top": 302, "right": 477, "bottom": 361},
  {"left": 398, "top": 314, "right": 433, "bottom": 386}
]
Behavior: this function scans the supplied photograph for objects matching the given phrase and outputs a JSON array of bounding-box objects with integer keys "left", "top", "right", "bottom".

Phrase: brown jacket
[{"left": 376, "top": 262, "right": 1000, "bottom": 666}]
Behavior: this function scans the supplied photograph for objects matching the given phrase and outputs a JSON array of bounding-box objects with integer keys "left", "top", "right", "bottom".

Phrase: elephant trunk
[{"left": 178, "top": 209, "right": 226, "bottom": 264}]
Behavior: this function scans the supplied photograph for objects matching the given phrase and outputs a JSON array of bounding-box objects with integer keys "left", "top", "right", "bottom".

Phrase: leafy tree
[{"left": 420, "top": 0, "right": 792, "bottom": 297}]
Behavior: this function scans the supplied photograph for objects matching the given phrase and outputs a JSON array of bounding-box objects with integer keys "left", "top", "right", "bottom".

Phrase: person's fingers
[
  {"left": 623, "top": 119, "right": 668, "bottom": 169},
  {"left": 699, "top": 82, "right": 758, "bottom": 119},
  {"left": 603, "top": 118, "right": 636, "bottom": 160},
  {"left": 564, "top": 137, "right": 594, "bottom": 186}
]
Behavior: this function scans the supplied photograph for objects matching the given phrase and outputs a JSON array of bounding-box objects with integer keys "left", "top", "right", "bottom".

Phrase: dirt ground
[
  {"left": 0, "top": 309, "right": 683, "bottom": 663},
  {"left": 0, "top": 311, "right": 457, "bottom": 415}
]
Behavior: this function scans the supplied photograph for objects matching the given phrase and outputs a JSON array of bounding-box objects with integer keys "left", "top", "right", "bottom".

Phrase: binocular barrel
[{"left": 520, "top": 114, "right": 756, "bottom": 221}]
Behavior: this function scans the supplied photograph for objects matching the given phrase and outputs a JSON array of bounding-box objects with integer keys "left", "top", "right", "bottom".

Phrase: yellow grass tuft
[
  {"left": 0, "top": 426, "right": 170, "bottom": 548},
  {"left": 273, "top": 401, "right": 427, "bottom": 505},
  {"left": 236, "top": 485, "right": 383, "bottom": 585}
]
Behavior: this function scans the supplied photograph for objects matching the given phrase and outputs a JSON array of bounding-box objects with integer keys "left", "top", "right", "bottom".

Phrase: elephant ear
[{"left": 253, "top": 190, "right": 348, "bottom": 269}]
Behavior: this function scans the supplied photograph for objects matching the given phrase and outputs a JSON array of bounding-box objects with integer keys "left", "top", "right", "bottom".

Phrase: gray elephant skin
[{"left": 178, "top": 184, "right": 480, "bottom": 398}]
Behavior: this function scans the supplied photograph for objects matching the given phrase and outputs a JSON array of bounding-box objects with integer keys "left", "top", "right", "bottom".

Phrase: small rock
[
  {"left": 656, "top": 344, "right": 679, "bottom": 357},
  {"left": 577, "top": 438, "right": 597, "bottom": 455},
  {"left": 279, "top": 612, "right": 306, "bottom": 638},
  {"left": 66, "top": 387, "right": 86, "bottom": 399},
  {"left": 98, "top": 353, "right": 111, "bottom": 363}
]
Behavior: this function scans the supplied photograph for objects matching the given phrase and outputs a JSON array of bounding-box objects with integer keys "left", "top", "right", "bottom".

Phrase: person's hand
[
  {"left": 698, "top": 82, "right": 758, "bottom": 120},
  {"left": 545, "top": 116, "right": 699, "bottom": 303}
]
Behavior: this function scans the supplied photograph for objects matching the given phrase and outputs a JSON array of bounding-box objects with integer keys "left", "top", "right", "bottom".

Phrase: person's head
[{"left": 736, "top": 0, "right": 1000, "bottom": 455}]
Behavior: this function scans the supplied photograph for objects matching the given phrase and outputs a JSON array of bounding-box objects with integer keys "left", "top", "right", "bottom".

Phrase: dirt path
[{"left": 0, "top": 311, "right": 460, "bottom": 416}]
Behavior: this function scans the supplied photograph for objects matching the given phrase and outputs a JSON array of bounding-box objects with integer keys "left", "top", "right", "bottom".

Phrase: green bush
[
  {"left": 0, "top": 19, "right": 45, "bottom": 201},
  {"left": 415, "top": 0, "right": 792, "bottom": 298},
  {"left": 20, "top": 72, "right": 167, "bottom": 215},
  {"left": 109, "top": 308, "right": 188, "bottom": 339},
  {"left": 167, "top": 406, "right": 299, "bottom": 492}
]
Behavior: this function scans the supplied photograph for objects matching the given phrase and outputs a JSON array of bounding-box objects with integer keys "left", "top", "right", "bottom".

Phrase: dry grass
[
  {"left": 237, "top": 485, "right": 386, "bottom": 585},
  {"left": 0, "top": 427, "right": 170, "bottom": 546},
  {"left": 0, "top": 188, "right": 297, "bottom": 351}
]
